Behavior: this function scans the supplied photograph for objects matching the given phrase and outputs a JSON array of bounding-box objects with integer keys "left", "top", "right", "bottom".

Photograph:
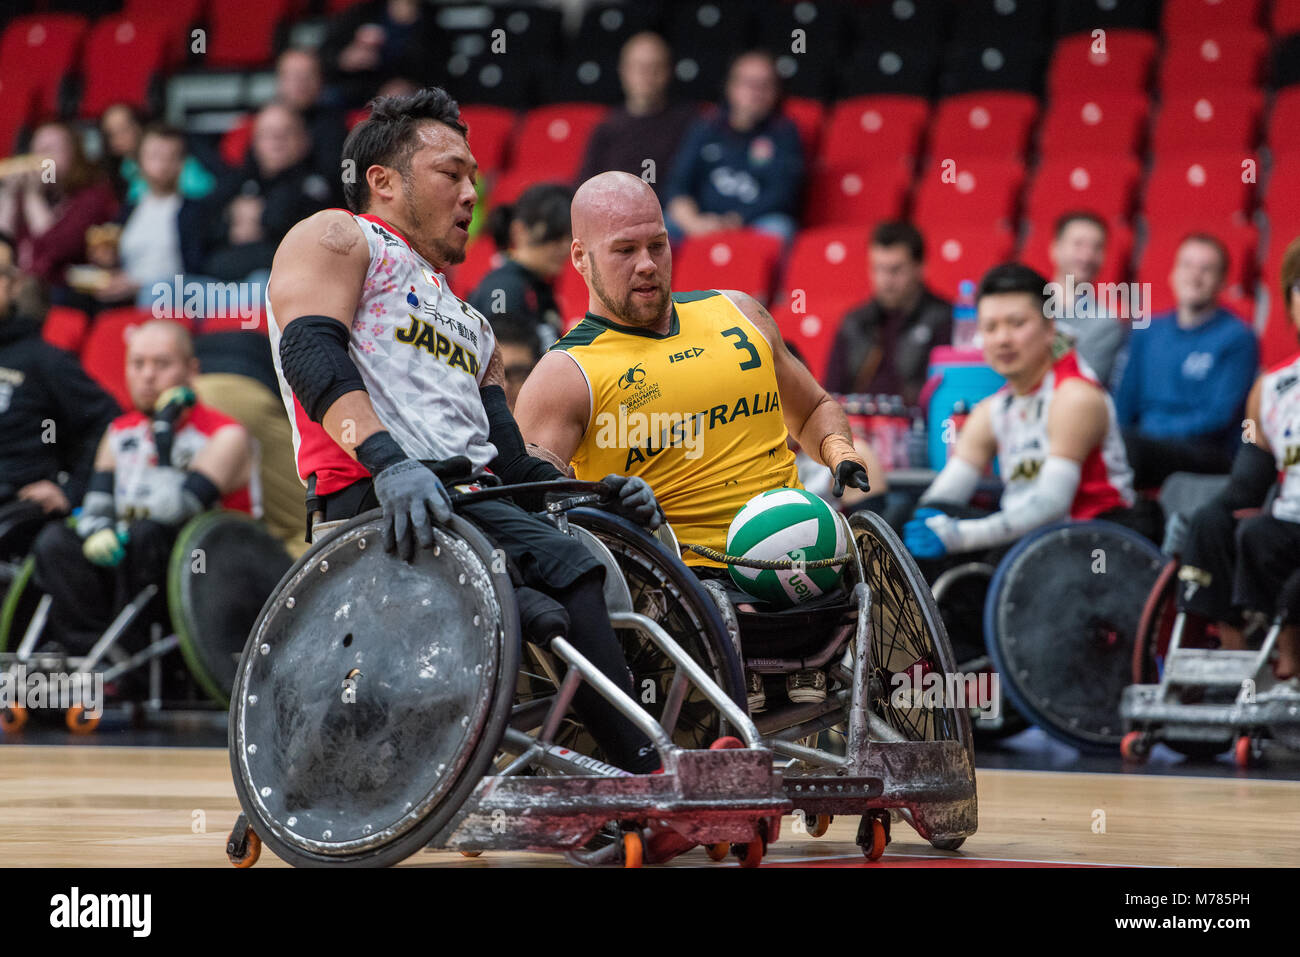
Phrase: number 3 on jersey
[{"left": 721, "top": 326, "right": 762, "bottom": 371}]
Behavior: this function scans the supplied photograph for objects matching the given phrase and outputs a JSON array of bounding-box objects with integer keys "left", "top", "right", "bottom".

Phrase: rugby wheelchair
[
  {"left": 929, "top": 517, "right": 1167, "bottom": 752},
  {"left": 0, "top": 508, "right": 291, "bottom": 733},
  {"left": 1121, "top": 475, "right": 1300, "bottom": 766},
  {"left": 225, "top": 480, "right": 977, "bottom": 868}
]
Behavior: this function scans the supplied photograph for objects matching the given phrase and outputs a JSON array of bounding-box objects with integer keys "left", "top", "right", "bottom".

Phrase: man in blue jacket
[
  {"left": 1115, "top": 234, "right": 1258, "bottom": 488},
  {"left": 664, "top": 50, "right": 803, "bottom": 244}
]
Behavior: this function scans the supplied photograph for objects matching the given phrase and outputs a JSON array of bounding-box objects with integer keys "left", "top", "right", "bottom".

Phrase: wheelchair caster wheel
[
  {"left": 226, "top": 816, "right": 261, "bottom": 869},
  {"left": 1121, "top": 731, "right": 1151, "bottom": 763},
  {"left": 66, "top": 705, "right": 99, "bottom": 734},
  {"left": 1234, "top": 736, "right": 1260, "bottom": 768},
  {"left": 930, "top": 837, "right": 965, "bottom": 851},
  {"left": 705, "top": 843, "right": 730, "bottom": 861},
  {"left": 460, "top": 851, "right": 483, "bottom": 858},
  {"left": 0, "top": 704, "right": 26, "bottom": 733},
  {"left": 804, "top": 813, "right": 832, "bottom": 838},
  {"left": 857, "top": 814, "right": 888, "bottom": 862},
  {"left": 709, "top": 736, "right": 744, "bottom": 750},
  {"left": 623, "top": 832, "right": 643, "bottom": 868},
  {"left": 733, "top": 823, "right": 768, "bottom": 868}
]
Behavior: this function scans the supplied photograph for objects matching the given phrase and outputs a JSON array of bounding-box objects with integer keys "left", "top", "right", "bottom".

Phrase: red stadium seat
[
  {"left": 460, "top": 105, "right": 516, "bottom": 176},
  {"left": 1264, "top": 152, "right": 1300, "bottom": 225},
  {"left": 41, "top": 306, "right": 90, "bottom": 354},
  {"left": 1274, "top": 0, "right": 1300, "bottom": 35},
  {"left": 1162, "top": 0, "right": 1263, "bottom": 34},
  {"left": 78, "top": 16, "right": 170, "bottom": 118},
  {"left": 1156, "top": 31, "right": 1268, "bottom": 92},
  {"left": 928, "top": 92, "right": 1039, "bottom": 160},
  {"left": 1019, "top": 219, "right": 1134, "bottom": 287},
  {"left": 555, "top": 264, "right": 589, "bottom": 330},
  {"left": 0, "top": 75, "right": 36, "bottom": 156},
  {"left": 0, "top": 15, "right": 88, "bottom": 117},
  {"left": 770, "top": 299, "right": 855, "bottom": 384},
  {"left": 1024, "top": 157, "right": 1142, "bottom": 227},
  {"left": 487, "top": 168, "right": 564, "bottom": 209},
  {"left": 912, "top": 158, "right": 1025, "bottom": 231},
  {"left": 1265, "top": 88, "right": 1300, "bottom": 157},
  {"left": 922, "top": 224, "right": 1017, "bottom": 301},
  {"left": 778, "top": 226, "right": 869, "bottom": 309},
  {"left": 1142, "top": 155, "right": 1256, "bottom": 228},
  {"left": 1150, "top": 91, "right": 1264, "bottom": 155},
  {"left": 672, "top": 229, "right": 783, "bottom": 304},
  {"left": 205, "top": 0, "right": 300, "bottom": 69},
  {"left": 802, "top": 159, "right": 910, "bottom": 229},
  {"left": 506, "top": 104, "right": 609, "bottom": 183},
  {"left": 80, "top": 309, "right": 192, "bottom": 410},
  {"left": 1046, "top": 31, "right": 1158, "bottom": 99},
  {"left": 448, "top": 236, "right": 501, "bottom": 302},
  {"left": 821, "top": 95, "right": 929, "bottom": 167},
  {"left": 122, "top": 0, "right": 205, "bottom": 67},
  {"left": 1136, "top": 224, "right": 1258, "bottom": 315},
  {"left": 783, "top": 96, "right": 825, "bottom": 163},
  {"left": 220, "top": 115, "right": 254, "bottom": 169},
  {"left": 1037, "top": 92, "right": 1148, "bottom": 159}
]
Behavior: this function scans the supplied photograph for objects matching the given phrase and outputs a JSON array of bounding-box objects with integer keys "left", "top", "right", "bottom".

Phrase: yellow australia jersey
[{"left": 552, "top": 290, "right": 802, "bottom": 566}]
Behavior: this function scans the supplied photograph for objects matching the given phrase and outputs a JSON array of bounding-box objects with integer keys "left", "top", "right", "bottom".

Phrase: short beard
[
  {"left": 400, "top": 177, "right": 467, "bottom": 268},
  {"left": 589, "top": 258, "right": 668, "bottom": 327}
]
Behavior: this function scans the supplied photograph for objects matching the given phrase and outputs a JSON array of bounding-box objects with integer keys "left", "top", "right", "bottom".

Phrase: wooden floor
[{"left": 2, "top": 746, "right": 1298, "bottom": 867}]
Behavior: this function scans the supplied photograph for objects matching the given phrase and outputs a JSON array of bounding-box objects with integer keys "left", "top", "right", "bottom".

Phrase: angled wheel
[
  {"left": 0, "top": 703, "right": 27, "bottom": 733},
  {"left": 849, "top": 511, "right": 974, "bottom": 757},
  {"left": 1133, "top": 558, "right": 1180, "bottom": 685},
  {"left": 623, "top": 832, "right": 643, "bottom": 868},
  {"left": 228, "top": 510, "right": 520, "bottom": 867},
  {"left": 535, "top": 509, "right": 743, "bottom": 756},
  {"left": 66, "top": 704, "right": 99, "bottom": 734},
  {"left": 986, "top": 521, "right": 1164, "bottom": 752},
  {"left": 857, "top": 814, "right": 887, "bottom": 861},
  {"left": 169, "top": 511, "right": 293, "bottom": 706}
]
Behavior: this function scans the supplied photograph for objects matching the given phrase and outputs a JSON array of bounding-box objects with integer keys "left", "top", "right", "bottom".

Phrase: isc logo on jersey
[{"left": 725, "top": 489, "right": 848, "bottom": 608}]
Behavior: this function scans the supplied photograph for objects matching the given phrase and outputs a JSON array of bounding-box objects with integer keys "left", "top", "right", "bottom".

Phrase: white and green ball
[{"left": 725, "top": 489, "right": 848, "bottom": 608}]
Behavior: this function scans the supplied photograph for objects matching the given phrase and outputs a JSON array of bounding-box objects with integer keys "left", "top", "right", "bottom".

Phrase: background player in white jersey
[
  {"left": 904, "top": 263, "right": 1156, "bottom": 564},
  {"left": 1175, "top": 237, "right": 1300, "bottom": 678},
  {"left": 264, "top": 88, "right": 664, "bottom": 773}
]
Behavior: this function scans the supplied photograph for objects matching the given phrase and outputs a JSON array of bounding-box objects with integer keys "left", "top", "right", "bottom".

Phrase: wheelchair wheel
[
  {"left": 1132, "top": 558, "right": 1179, "bottom": 685},
  {"left": 229, "top": 509, "right": 520, "bottom": 867},
  {"left": 985, "top": 521, "right": 1164, "bottom": 752},
  {"left": 849, "top": 511, "right": 974, "bottom": 757},
  {"left": 169, "top": 511, "right": 293, "bottom": 706},
  {"left": 542, "top": 509, "right": 745, "bottom": 755},
  {"left": 0, "top": 501, "right": 47, "bottom": 563}
]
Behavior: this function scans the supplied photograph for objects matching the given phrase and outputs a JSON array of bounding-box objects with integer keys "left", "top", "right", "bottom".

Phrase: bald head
[
  {"left": 571, "top": 173, "right": 672, "bottom": 329},
  {"left": 571, "top": 172, "right": 662, "bottom": 246}
]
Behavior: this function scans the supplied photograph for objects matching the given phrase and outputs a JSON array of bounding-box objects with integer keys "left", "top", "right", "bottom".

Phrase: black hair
[
  {"left": 977, "top": 262, "right": 1051, "bottom": 316},
  {"left": 1179, "top": 232, "right": 1230, "bottom": 277},
  {"left": 341, "top": 87, "right": 467, "bottom": 213},
  {"left": 870, "top": 220, "right": 925, "bottom": 261},
  {"left": 486, "top": 182, "right": 573, "bottom": 250},
  {"left": 1053, "top": 210, "right": 1108, "bottom": 240},
  {"left": 492, "top": 317, "right": 543, "bottom": 362}
]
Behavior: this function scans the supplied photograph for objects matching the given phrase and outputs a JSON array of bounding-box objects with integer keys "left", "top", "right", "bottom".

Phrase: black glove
[
  {"left": 832, "top": 460, "right": 872, "bottom": 497},
  {"left": 152, "top": 384, "right": 197, "bottom": 466},
  {"left": 358, "top": 432, "right": 453, "bottom": 561},
  {"left": 600, "top": 473, "right": 663, "bottom": 529}
]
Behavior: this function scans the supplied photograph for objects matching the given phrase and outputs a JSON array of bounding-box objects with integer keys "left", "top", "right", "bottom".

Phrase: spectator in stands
[
  {"left": 664, "top": 50, "right": 803, "bottom": 244},
  {"left": 1116, "top": 234, "right": 1259, "bottom": 488},
  {"left": 273, "top": 49, "right": 348, "bottom": 192},
  {"left": 99, "top": 103, "right": 216, "bottom": 205},
  {"left": 493, "top": 318, "right": 544, "bottom": 413},
  {"left": 0, "top": 248, "right": 120, "bottom": 513},
  {"left": 1047, "top": 211, "right": 1128, "bottom": 389},
  {"left": 576, "top": 32, "right": 698, "bottom": 200},
  {"left": 199, "top": 104, "right": 333, "bottom": 283},
  {"left": 320, "top": 0, "right": 439, "bottom": 108},
  {"left": 30, "top": 320, "right": 254, "bottom": 656},
  {"left": 468, "top": 183, "right": 572, "bottom": 349},
  {"left": 0, "top": 121, "right": 118, "bottom": 296},
  {"left": 824, "top": 221, "right": 952, "bottom": 405},
  {"left": 92, "top": 124, "right": 204, "bottom": 308}
]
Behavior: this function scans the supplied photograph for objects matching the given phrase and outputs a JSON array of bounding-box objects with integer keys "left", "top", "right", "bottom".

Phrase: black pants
[
  {"left": 1179, "top": 500, "right": 1300, "bottom": 623},
  {"left": 322, "top": 476, "right": 660, "bottom": 773},
  {"left": 1123, "top": 430, "right": 1233, "bottom": 491},
  {"left": 30, "top": 519, "right": 176, "bottom": 655}
]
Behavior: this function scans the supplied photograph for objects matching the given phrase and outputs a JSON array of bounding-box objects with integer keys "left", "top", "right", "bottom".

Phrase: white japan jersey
[
  {"left": 1259, "top": 353, "right": 1300, "bottom": 524},
  {"left": 989, "top": 351, "right": 1134, "bottom": 520},
  {"left": 268, "top": 213, "right": 498, "bottom": 494}
]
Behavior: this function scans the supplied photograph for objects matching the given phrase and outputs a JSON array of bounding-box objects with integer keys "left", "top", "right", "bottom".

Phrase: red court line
[{"left": 764, "top": 854, "right": 1118, "bottom": 868}]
